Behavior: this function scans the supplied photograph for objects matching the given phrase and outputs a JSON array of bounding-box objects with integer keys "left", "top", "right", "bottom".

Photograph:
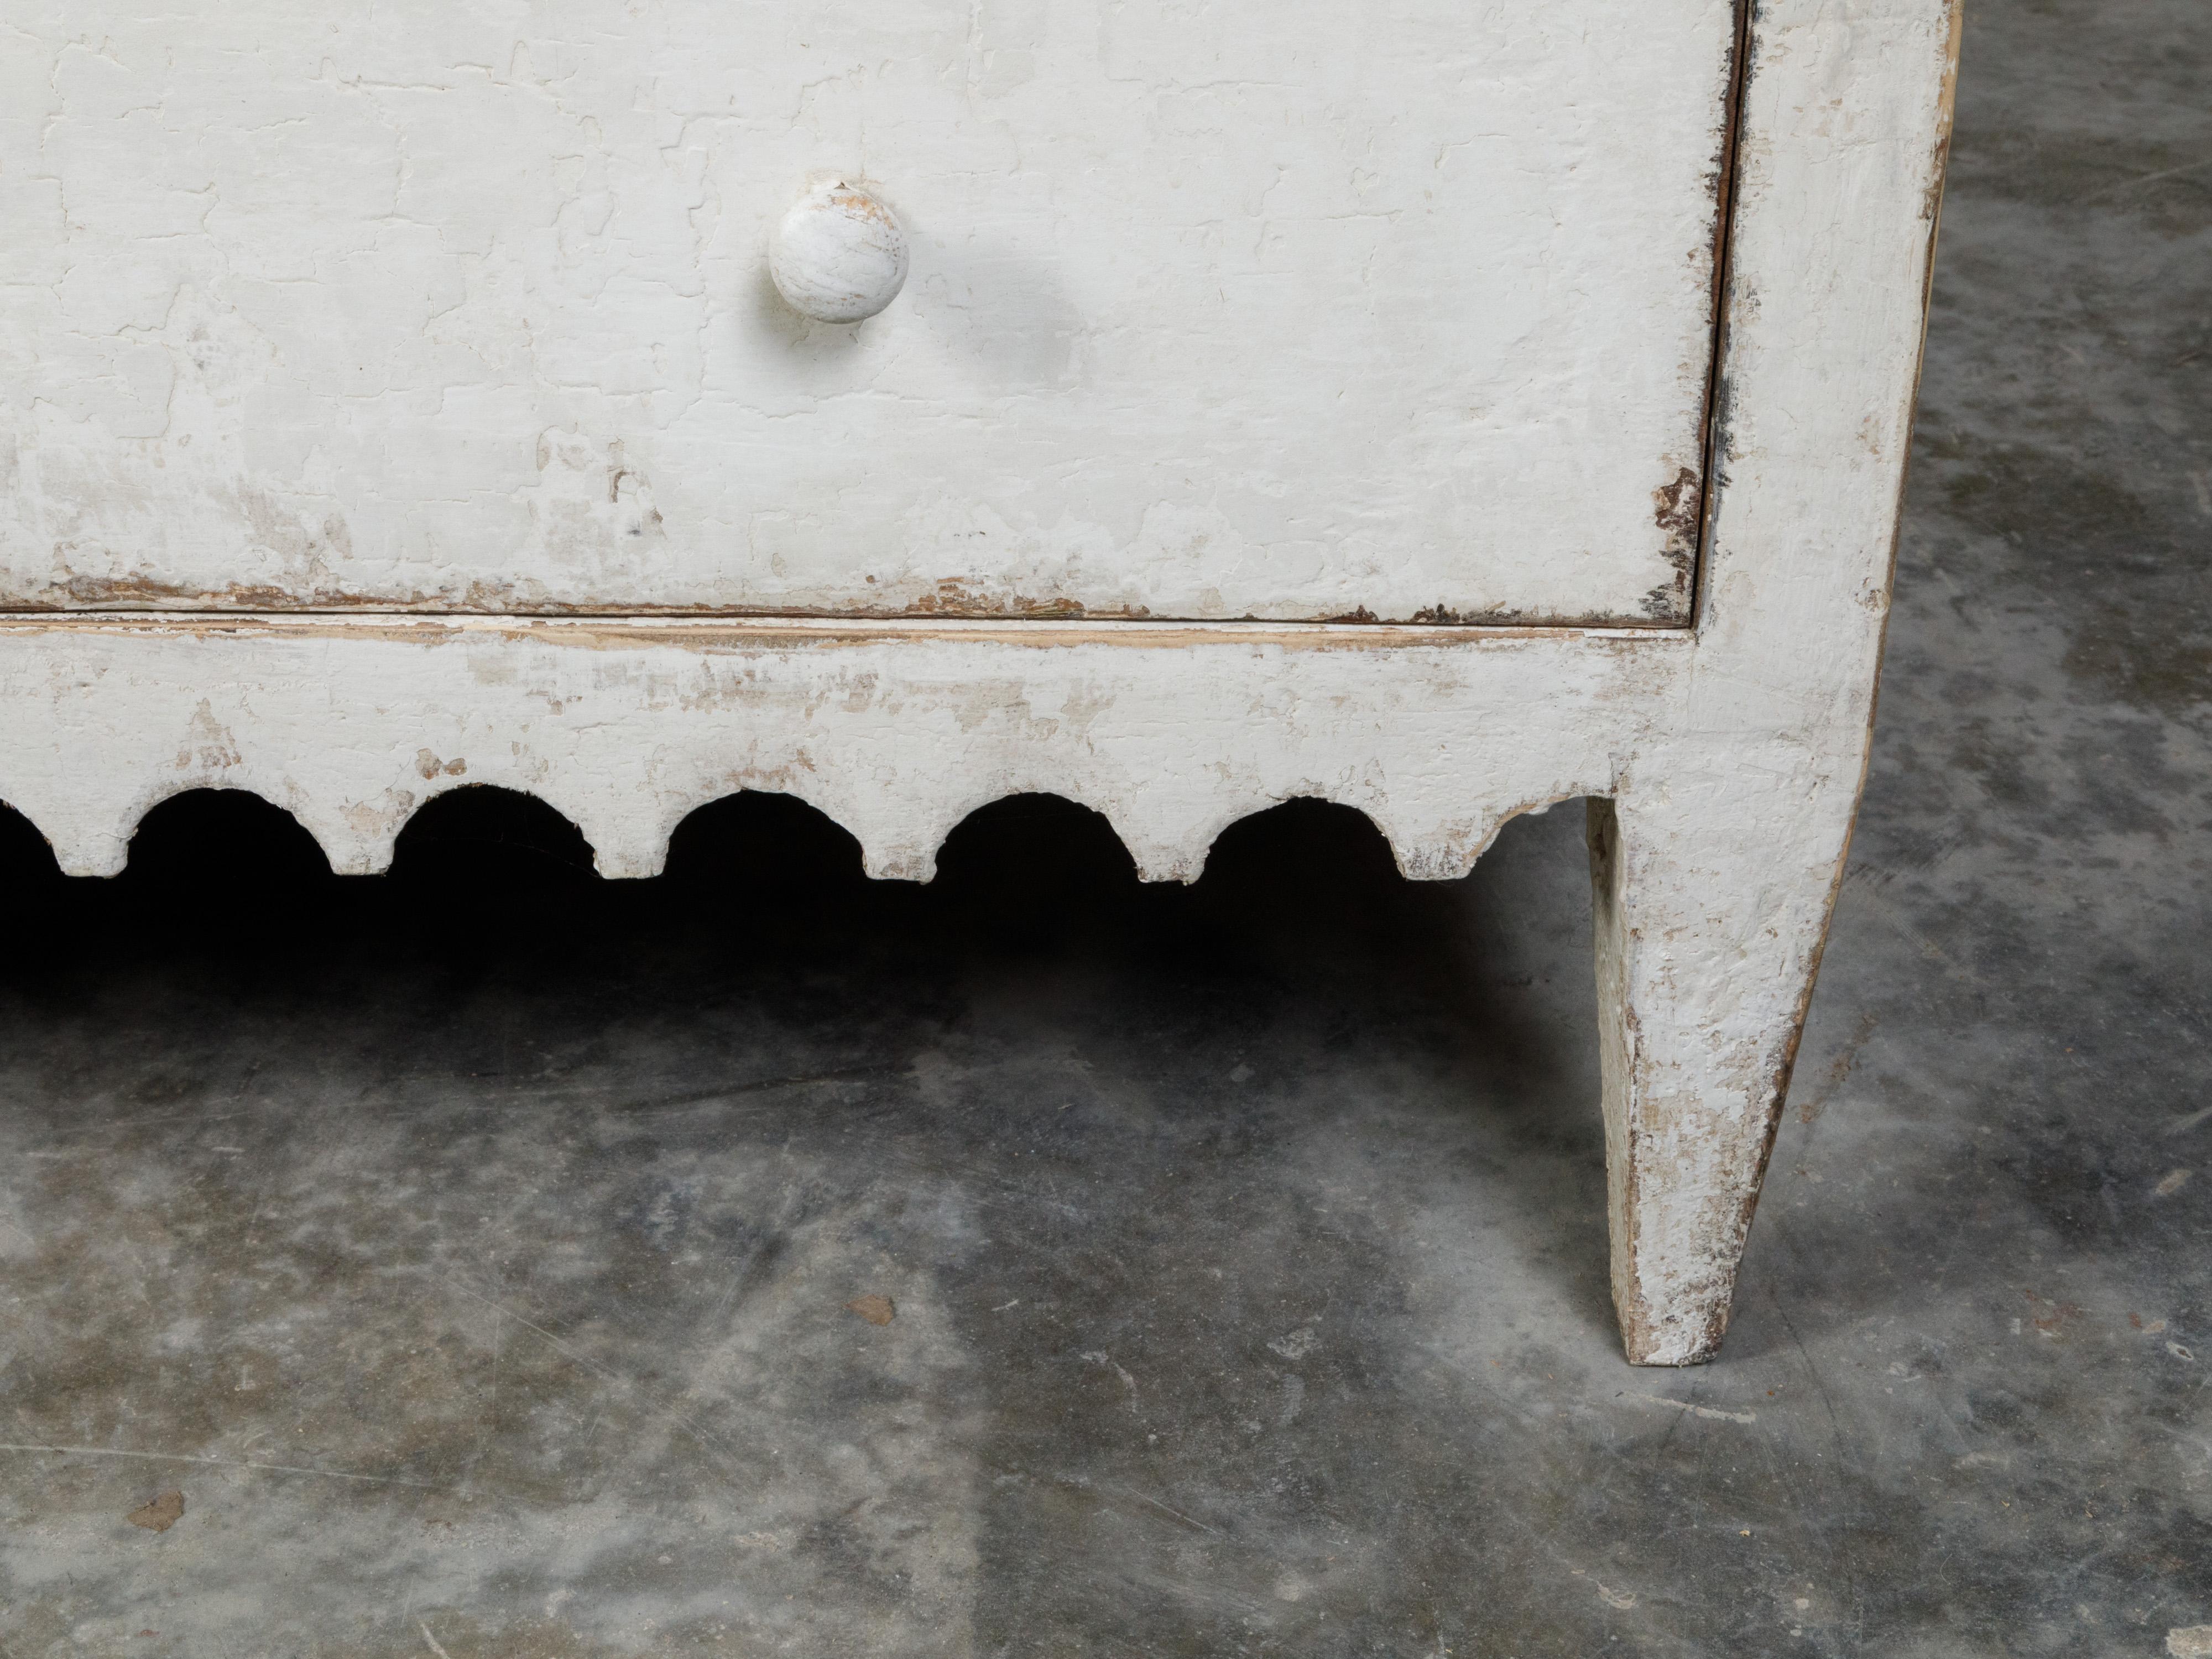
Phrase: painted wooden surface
[
  {"left": 0, "top": 0, "right": 1960, "bottom": 1363},
  {"left": 0, "top": 0, "right": 1735, "bottom": 623}
]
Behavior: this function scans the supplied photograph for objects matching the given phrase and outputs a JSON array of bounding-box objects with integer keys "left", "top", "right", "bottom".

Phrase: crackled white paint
[
  {"left": 0, "top": 0, "right": 1735, "bottom": 622},
  {"left": 0, "top": 0, "right": 1959, "bottom": 1364}
]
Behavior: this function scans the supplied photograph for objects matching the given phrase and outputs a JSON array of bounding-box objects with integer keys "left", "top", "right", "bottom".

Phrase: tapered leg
[{"left": 1587, "top": 778, "right": 1854, "bottom": 1366}]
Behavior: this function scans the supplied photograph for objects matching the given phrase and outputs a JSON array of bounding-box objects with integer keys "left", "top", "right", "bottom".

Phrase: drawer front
[{"left": 3, "top": 1, "right": 1736, "bottom": 623}]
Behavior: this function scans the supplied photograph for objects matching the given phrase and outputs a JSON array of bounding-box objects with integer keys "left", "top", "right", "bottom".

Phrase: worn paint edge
[
  {"left": 0, "top": 612, "right": 1705, "bottom": 655},
  {"left": 1686, "top": 0, "right": 1757, "bottom": 634},
  {"left": 3, "top": 592, "right": 1707, "bottom": 631},
  {"left": 1677, "top": 0, "right": 1968, "bottom": 1364}
]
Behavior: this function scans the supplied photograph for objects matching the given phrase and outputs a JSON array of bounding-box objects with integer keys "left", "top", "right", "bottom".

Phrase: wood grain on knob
[{"left": 769, "top": 181, "right": 910, "bottom": 325}]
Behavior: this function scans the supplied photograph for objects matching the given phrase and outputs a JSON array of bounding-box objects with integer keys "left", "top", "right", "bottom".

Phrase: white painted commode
[{"left": 0, "top": 0, "right": 1960, "bottom": 1364}]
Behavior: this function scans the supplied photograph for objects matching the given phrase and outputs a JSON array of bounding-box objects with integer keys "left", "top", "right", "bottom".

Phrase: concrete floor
[{"left": 3, "top": 0, "right": 2210, "bottom": 1652}]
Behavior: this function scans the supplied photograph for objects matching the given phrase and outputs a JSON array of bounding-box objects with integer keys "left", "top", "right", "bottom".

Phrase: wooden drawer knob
[{"left": 769, "top": 180, "right": 910, "bottom": 324}]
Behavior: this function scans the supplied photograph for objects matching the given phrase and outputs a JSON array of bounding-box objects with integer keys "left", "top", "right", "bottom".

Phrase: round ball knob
[{"left": 768, "top": 180, "right": 910, "bottom": 325}]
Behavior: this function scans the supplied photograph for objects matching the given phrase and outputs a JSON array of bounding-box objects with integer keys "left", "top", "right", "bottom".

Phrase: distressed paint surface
[
  {"left": 0, "top": 616, "right": 1679, "bottom": 884},
  {"left": 0, "top": 0, "right": 1734, "bottom": 623},
  {"left": 0, "top": 0, "right": 1957, "bottom": 1365}
]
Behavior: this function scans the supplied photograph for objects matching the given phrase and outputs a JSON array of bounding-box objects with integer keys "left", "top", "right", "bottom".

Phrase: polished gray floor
[{"left": 3, "top": 2, "right": 2210, "bottom": 1653}]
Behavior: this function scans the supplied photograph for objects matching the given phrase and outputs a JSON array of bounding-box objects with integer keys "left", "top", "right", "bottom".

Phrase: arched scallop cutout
[
  {"left": 1178, "top": 796, "right": 1464, "bottom": 971},
  {"left": 1428, "top": 792, "right": 1594, "bottom": 884},
  {"left": 1184, "top": 796, "right": 1601, "bottom": 1022},
  {"left": 119, "top": 787, "right": 337, "bottom": 890},
  {"left": 0, "top": 799, "right": 65, "bottom": 898},
  {"left": 929, "top": 792, "right": 1142, "bottom": 950},
  {"left": 387, "top": 785, "right": 600, "bottom": 896},
  {"left": 1194, "top": 799, "right": 1405, "bottom": 916},
  {"left": 662, "top": 791, "right": 869, "bottom": 907}
]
